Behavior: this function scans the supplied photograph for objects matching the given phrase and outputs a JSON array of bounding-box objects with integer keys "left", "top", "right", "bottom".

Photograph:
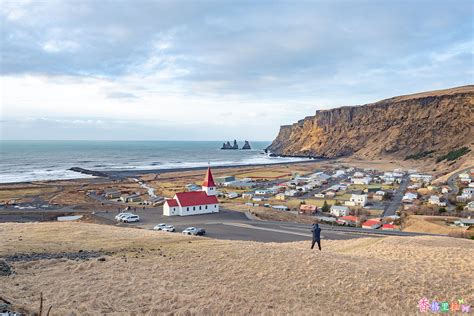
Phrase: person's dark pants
[{"left": 311, "top": 238, "right": 321, "bottom": 250}]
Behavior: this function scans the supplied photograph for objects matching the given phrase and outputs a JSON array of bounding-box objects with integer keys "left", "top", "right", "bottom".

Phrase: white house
[
  {"left": 345, "top": 194, "right": 367, "bottom": 206},
  {"left": 402, "top": 192, "right": 418, "bottom": 203},
  {"left": 464, "top": 201, "right": 474, "bottom": 212},
  {"left": 428, "top": 195, "right": 446, "bottom": 207},
  {"left": 409, "top": 174, "right": 433, "bottom": 183},
  {"left": 462, "top": 188, "right": 474, "bottom": 200},
  {"left": 330, "top": 205, "right": 350, "bottom": 217},
  {"left": 351, "top": 176, "right": 372, "bottom": 185},
  {"left": 163, "top": 167, "right": 219, "bottom": 216}
]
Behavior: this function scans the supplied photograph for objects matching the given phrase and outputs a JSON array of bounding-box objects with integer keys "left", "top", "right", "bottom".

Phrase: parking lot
[{"left": 96, "top": 207, "right": 381, "bottom": 242}]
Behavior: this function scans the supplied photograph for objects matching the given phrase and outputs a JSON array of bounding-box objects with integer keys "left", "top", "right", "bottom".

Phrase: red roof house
[
  {"left": 175, "top": 191, "right": 218, "bottom": 206},
  {"left": 362, "top": 219, "right": 382, "bottom": 229},
  {"left": 163, "top": 167, "right": 219, "bottom": 216}
]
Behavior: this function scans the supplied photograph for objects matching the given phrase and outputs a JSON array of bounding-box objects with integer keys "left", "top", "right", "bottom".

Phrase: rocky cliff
[{"left": 267, "top": 86, "right": 474, "bottom": 160}]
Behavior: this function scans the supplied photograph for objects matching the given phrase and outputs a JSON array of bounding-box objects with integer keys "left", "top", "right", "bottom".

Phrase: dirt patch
[{"left": 2, "top": 251, "right": 110, "bottom": 262}]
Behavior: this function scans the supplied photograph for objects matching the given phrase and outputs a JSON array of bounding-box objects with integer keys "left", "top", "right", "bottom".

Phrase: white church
[{"left": 163, "top": 167, "right": 219, "bottom": 216}]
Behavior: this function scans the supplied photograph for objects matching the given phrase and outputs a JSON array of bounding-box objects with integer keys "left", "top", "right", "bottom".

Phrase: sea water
[{"left": 0, "top": 140, "right": 309, "bottom": 183}]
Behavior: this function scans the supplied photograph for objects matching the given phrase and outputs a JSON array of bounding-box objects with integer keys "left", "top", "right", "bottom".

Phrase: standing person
[{"left": 311, "top": 223, "right": 322, "bottom": 251}]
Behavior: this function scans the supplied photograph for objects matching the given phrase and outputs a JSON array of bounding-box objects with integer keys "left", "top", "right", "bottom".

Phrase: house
[
  {"left": 345, "top": 194, "right": 368, "bottom": 206},
  {"left": 325, "top": 191, "right": 336, "bottom": 198},
  {"left": 464, "top": 202, "right": 474, "bottom": 212},
  {"left": 336, "top": 215, "right": 359, "bottom": 226},
  {"left": 272, "top": 205, "right": 289, "bottom": 211},
  {"left": 382, "top": 223, "right": 397, "bottom": 231},
  {"left": 456, "top": 195, "right": 468, "bottom": 203},
  {"left": 104, "top": 190, "right": 121, "bottom": 199},
  {"left": 314, "top": 193, "right": 325, "bottom": 199},
  {"left": 215, "top": 176, "right": 235, "bottom": 184},
  {"left": 441, "top": 187, "right": 450, "bottom": 194},
  {"left": 275, "top": 193, "right": 286, "bottom": 200},
  {"left": 409, "top": 174, "right": 433, "bottom": 183},
  {"left": 457, "top": 218, "right": 474, "bottom": 228},
  {"left": 299, "top": 204, "right": 317, "bottom": 214},
  {"left": 469, "top": 182, "right": 474, "bottom": 188},
  {"left": 163, "top": 167, "right": 219, "bottom": 216},
  {"left": 120, "top": 194, "right": 142, "bottom": 203},
  {"left": 285, "top": 189, "right": 299, "bottom": 197},
  {"left": 255, "top": 189, "right": 270, "bottom": 196},
  {"left": 402, "top": 192, "right": 418, "bottom": 203},
  {"left": 428, "top": 195, "right": 446, "bottom": 207},
  {"left": 362, "top": 219, "right": 381, "bottom": 229},
  {"left": 351, "top": 176, "right": 372, "bottom": 185},
  {"left": 373, "top": 191, "right": 385, "bottom": 201},
  {"left": 462, "top": 188, "right": 474, "bottom": 200},
  {"left": 226, "top": 192, "right": 238, "bottom": 199},
  {"left": 330, "top": 205, "right": 350, "bottom": 217}
]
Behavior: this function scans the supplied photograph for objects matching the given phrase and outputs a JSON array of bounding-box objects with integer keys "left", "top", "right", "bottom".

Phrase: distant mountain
[{"left": 267, "top": 86, "right": 474, "bottom": 162}]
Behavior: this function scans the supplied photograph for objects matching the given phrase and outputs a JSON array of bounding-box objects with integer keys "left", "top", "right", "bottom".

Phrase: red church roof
[
  {"left": 175, "top": 191, "right": 218, "bottom": 207},
  {"left": 202, "top": 167, "right": 216, "bottom": 187},
  {"left": 165, "top": 199, "right": 179, "bottom": 207}
]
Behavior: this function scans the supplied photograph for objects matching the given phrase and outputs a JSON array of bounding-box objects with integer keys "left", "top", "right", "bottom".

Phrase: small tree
[{"left": 322, "top": 200, "right": 330, "bottom": 212}]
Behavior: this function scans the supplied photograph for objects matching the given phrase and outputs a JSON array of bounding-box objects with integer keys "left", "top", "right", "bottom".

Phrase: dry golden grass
[
  {"left": 403, "top": 215, "right": 473, "bottom": 236},
  {"left": 0, "top": 185, "right": 60, "bottom": 201},
  {"left": 0, "top": 222, "right": 473, "bottom": 315}
]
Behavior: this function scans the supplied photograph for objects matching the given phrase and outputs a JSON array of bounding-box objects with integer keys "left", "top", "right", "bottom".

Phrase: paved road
[
  {"left": 96, "top": 206, "right": 442, "bottom": 243},
  {"left": 382, "top": 175, "right": 409, "bottom": 218}
]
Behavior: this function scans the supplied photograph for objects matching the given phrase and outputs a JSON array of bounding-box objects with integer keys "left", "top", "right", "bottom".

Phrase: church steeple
[{"left": 202, "top": 167, "right": 217, "bottom": 196}]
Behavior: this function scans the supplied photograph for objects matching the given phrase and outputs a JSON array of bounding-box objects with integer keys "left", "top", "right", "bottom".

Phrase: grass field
[{"left": 1, "top": 222, "right": 472, "bottom": 315}]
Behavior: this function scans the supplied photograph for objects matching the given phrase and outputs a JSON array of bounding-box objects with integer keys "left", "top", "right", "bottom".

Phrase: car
[
  {"left": 115, "top": 212, "right": 133, "bottom": 221},
  {"left": 122, "top": 214, "right": 140, "bottom": 223},
  {"left": 162, "top": 225, "right": 175, "bottom": 232},
  {"left": 153, "top": 223, "right": 167, "bottom": 231},
  {"left": 182, "top": 227, "right": 205, "bottom": 236}
]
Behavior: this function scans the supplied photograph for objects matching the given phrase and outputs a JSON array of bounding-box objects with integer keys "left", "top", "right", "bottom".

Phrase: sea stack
[
  {"left": 232, "top": 140, "right": 239, "bottom": 149},
  {"left": 242, "top": 141, "right": 251, "bottom": 150}
]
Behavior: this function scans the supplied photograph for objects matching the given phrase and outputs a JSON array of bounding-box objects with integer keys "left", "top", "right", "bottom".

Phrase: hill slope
[
  {"left": 1, "top": 222, "right": 473, "bottom": 314},
  {"left": 267, "top": 86, "right": 474, "bottom": 161}
]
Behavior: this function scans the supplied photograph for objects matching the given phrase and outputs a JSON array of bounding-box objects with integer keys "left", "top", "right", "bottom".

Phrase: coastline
[
  {"left": 74, "top": 158, "right": 324, "bottom": 179},
  {"left": 0, "top": 158, "right": 324, "bottom": 186}
]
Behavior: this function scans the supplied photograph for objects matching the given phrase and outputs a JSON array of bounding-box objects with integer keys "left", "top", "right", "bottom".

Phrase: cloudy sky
[{"left": 1, "top": 0, "right": 472, "bottom": 141}]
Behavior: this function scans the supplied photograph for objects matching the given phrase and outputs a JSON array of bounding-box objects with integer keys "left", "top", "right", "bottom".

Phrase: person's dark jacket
[{"left": 312, "top": 224, "right": 321, "bottom": 241}]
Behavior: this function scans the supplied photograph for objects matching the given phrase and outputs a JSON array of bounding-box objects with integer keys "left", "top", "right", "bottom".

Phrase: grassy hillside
[{"left": 1, "top": 222, "right": 473, "bottom": 314}]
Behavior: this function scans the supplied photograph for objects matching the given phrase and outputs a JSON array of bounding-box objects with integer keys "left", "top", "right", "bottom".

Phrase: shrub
[
  {"left": 436, "top": 147, "right": 470, "bottom": 163},
  {"left": 404, "top": 150, "right": 435, "bottom": 160}
]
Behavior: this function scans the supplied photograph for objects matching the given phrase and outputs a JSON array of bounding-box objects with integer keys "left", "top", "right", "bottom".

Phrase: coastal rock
[
  {"left": 221, "top": 140, "right": 240, "bottom": 150},
  {"left": 69, "top": 167, "right": 109, "bottom": 178},
  {"left": 266, "top": 86, "right": 474, "bottom": 161},
  {"left": 242, "top": 141, "right": 251, "bottom": 150}
]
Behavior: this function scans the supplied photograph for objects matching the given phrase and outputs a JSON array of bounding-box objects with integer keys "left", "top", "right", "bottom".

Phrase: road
[
  {"left": 447, "top": 167, "right": 471, "bottom": 194},
  {"left": 96, "top": 206, "right": 442, "bottom": 243},
  {"left": 382, "top": 175, "right": 409, "bottom": 218}
]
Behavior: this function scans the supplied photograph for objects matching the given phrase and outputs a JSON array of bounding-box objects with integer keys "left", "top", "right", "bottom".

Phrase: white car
[
  {"left": 115, "top": 212, "right": 133, "bottom": 221},
  {"left": 122, "top": 214, "right": 140, "bottom": 223},
  {"left": 153, "top": 223, "right": 167, "bottom": 231},
  {"left": 182, "top": 227, "right": 205, "bottom": 236},
  {"left": 162, "top": 225, "right": 175, "bottom": 232}
]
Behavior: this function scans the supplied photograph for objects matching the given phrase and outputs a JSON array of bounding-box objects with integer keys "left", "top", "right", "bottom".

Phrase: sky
[{"left": 0, "top": 0, "right": 472, "bottom": 141}]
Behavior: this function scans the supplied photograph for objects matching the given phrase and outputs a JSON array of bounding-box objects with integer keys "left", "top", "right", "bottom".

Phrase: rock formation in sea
[
  {"left": 242, "top": 141, "right": 251, "bottom": 150},
  {"left": 266, "top": 85, "right": 474, "bottom": 162}
]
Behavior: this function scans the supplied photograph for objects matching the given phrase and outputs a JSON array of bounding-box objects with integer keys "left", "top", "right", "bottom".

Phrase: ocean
[{"left": 0, "top": 140, "right": 309, "bottom": 183}]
